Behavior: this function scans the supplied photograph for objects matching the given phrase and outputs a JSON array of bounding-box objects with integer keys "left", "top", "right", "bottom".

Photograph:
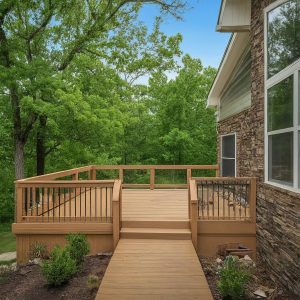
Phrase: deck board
[{"left": 96, "top": 239, "right": 213, "bottom": 300}]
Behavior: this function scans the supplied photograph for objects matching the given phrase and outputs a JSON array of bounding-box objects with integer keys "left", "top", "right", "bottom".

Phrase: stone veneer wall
[{"left": 217, "top": 0, "right": 300, "bottom": 295}]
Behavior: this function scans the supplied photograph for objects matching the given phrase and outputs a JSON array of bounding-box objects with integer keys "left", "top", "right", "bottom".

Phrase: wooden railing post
[
  {"left": 249, "top": 178, "right": 256, "bottom": 223},
  {"left": 190, "top": 179, "right": 198, "bottom": 250},
  {"left": 150, "top": 168, "right": 155, "bottom": 190},
  {"left": 187, "top": 168, "right": 192, "bottom": 183},
  {"left": 16, "top": 184, "right": 23, "bottom": 223},
  {"left": 112, "top": 180, "right": 122, "bottom": 249},
  {"left": 89, "top": 166, "right": 96, "bottom": 180},
  {"left": 119, "top": 168, "right": 124, "bottom": 182},
  {"left": 215, "top": 165, "right": 220, "bottom": 177},
  {"left": 72, "top": 172, "right": 78, "bottom": 180}
]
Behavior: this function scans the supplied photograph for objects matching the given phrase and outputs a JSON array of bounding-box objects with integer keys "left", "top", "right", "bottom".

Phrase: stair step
[
  {"left": 122, "top": 220, "right": 190, "bottom": 229},
  {"left": 120, "top": 228, "right": 191, "bottom": 240}
]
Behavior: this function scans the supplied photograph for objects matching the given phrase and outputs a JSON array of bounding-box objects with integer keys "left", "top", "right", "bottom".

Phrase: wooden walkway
[{"left": 96, "top": 239, "right": 213, "bottom": 300}]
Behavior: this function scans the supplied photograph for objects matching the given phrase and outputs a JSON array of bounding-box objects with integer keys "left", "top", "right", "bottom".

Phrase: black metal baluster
[
  {"left": 64, "top": 188, "right": 66, "bottom": 222},
  {"left": 53, "top": 188, "right": 55, "bottom": 222},
  {"left": 85, "top": 187, "right": 87, "bottom": 221},
  {"left": 47, "top": 188, "right": 50, "bottom": 222},
  {"left": 58, "top": 188, "right": 61, "bottom": 222},
  {"left": 206, "top": 181, "right": 209, "bottom": 219},
  {"left": 217, "top": 183, "right": 220, "bottom": 219},
  {"left": 90, "top": 187, "right": 92, "bottom": 221},
  {"left": 212, "top": 182, "right": 215, "bottom": 218},
  {"left": 201, "top": 182, "right": 204, "bottom": 218},
  {"left": 95, "top": 187, "right": 97, "bottom": 221},
  {"left": 100, "top": 187, "right": 102, "bottom": 222}
]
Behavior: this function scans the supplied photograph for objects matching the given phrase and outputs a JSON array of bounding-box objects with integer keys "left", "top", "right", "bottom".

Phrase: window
[
  {"left": 221, "top": 134, "right": 236, "bottom": 177},
  {"left": 265, "top": 0, "right": 300, "bottom": 190}
]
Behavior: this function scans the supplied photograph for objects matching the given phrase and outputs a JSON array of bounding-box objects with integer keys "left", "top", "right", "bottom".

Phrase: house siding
[{"left": 217, "top": 0, "right": 300, "bottom": 295}]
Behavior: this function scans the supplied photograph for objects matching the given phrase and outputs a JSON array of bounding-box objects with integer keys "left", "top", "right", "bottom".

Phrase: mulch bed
[
  {"left": 0, "top": 254, "right": 111, "bottom": 300},
  {"left": 200, "top": 255, "right": 297, "bottom": 300}
]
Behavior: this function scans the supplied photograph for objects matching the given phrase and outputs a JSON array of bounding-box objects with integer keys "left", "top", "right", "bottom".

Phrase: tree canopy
[{"left": 0, "top": 0, "right": 217, "bottom": 222}]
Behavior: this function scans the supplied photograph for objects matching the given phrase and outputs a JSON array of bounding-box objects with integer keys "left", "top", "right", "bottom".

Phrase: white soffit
[
  {"left": 207, "top": 32, "right": 250, "bottom": 107},
  {"left": 217, "top": 0, "right": 251, "bottom": 32}
]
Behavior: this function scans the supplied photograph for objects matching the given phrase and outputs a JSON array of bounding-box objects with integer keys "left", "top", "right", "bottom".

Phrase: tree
[{"left": 0, "top": 0, "right": 187, "bottom": 179}]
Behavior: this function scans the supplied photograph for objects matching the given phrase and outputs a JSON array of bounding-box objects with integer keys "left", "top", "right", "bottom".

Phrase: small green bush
[
  {"left": 66, "top": 233, "right": 90, "bottom": 266},
  {"left": 217, "top": 256, "right": 250, "bottom": 300},
  {"left": 41, "top": 246, "right": 77, "bottom": 286}
]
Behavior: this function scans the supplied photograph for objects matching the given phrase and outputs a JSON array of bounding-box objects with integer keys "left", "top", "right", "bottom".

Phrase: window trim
[
  {"left": 264, "top": 0, "right": 300, "bottom": 192},
  {"left": 221, "top": 132, "right": 236, "bottom": 177}
]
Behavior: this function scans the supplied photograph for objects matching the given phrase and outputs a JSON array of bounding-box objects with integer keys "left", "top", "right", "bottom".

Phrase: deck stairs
[{"left": 120, "top": 220, "right": 191, "bottom": 240}]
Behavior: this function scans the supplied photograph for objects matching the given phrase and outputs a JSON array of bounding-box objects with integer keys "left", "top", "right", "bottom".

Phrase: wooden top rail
[
  {"left": 16, "top": 180, "right": 115, "bottom": 188},
  {"left": 16, "top": 165, "right": 219, "bottom": 183},
  {"left": 93, "top": 164, "right": 219, "bottom": 170},
  {"left": 16, "top": 165, "right": 93, "bottom": 182},
  {"left": 193, "top": 177, "right": 255, "bottom": 182}
]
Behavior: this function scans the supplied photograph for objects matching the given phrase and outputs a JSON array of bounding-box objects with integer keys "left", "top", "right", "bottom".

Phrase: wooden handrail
[
  {"left": 93, "top": 164, "right": 219, "bottom": 170},
  {"left": 16, "top": 180, "right": 115, "bottom": 188},
  {"left": 16, "top": 165, "right": 93, "bottom": 182}
]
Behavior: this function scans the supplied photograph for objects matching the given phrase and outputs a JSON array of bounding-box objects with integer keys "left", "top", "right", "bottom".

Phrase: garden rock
[
  {"left": 216, "top": 258, "right": 222, "bottom": 264},
  {"left": 253, "top": 289, "right": 267, "bottom": 298}
]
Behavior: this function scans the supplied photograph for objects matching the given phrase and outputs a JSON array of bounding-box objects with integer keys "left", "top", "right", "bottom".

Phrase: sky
[{"left": 138, "top": 0, "right": 230, "bottom": 69}]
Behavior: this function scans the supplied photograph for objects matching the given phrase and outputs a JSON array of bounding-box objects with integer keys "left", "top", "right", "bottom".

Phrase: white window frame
[
  {"left": 221, "top": 133, "right": 236, "bottom": 177},
  {"left": 264, "top": 0, "right": 300, "bottom": 192}
]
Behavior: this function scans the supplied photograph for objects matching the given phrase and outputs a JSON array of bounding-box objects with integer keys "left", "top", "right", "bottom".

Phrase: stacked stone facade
[{"left": 217, "top": 0, "right": 300, "bottom": 295}]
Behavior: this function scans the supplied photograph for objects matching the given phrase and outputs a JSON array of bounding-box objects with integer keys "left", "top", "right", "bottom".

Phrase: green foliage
[
  {"left": 87, "top": 274, "right": 100, "bottom": 290},
  {"left": 29, "top": 242, "right": 48, "bottom": 260},
  {"left": 0, "top": 231, "right": 15, "bottom": 255},
  {"left": 41, "top": 246, "right": 77, "bottom": 286},
  {"left": 65, "top": 233, "right": 90, "bottom": 266},
  {"left": 0, "top": 1, "right": 217, "bottom": 221},
  {"left": 217, "top": 256, "right": 250, "bottom": 300}
]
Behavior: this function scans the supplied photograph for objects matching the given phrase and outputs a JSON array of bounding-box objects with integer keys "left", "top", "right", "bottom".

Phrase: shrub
[
  {"left": 29, "top": 242, "right": 48, "bottom": 259},
  {"left": 41, "top": 246, "right": 77, "bottom": 286},
  {"left": 66, "top": 233, "right": 90, "bottom": 266},
  {"left": 87, "top": 274, "right": 100, "bottom": 290},
  {"left": 217, "top": 256, "right": 250, "bottom": 300}
]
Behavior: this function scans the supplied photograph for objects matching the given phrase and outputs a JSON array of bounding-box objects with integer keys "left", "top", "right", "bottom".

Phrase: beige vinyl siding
[{"left": 219, "top": 48, "right": 251, "bottom": 121}]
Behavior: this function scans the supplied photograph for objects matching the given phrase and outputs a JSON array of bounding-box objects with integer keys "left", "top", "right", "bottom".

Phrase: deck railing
[
  {"left": 93, "top": 164, "right": 219, "bottom": 189},
  {"left": 189, "top": 177, "right": 256, "bottom": 249},
  {"left": 15, "top": 164, "right": 219, "bottom": 224},
  {"left": 15, "top": 166, "right": 118, "bottom": 223}
]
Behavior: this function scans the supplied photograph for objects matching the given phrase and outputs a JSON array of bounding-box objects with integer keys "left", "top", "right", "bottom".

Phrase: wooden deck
[
  {"left": 122, "top": 189, "right": 189, "bottom": 221},
  {"left": 96, "top": 239, "right": 213, "bottom": 300}
]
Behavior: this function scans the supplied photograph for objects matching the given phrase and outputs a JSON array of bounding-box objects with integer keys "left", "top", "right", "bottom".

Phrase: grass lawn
[{"left": 0, "top": 223, "right": 16, "bottom": 255}]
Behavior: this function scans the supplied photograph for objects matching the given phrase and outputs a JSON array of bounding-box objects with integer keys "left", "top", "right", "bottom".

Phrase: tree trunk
[
  {"left": 14, "top": 139, "right": 25, "bottom": 180},
  {"left": 36, "top": 115, "right": 47, "bottom": 175}
]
